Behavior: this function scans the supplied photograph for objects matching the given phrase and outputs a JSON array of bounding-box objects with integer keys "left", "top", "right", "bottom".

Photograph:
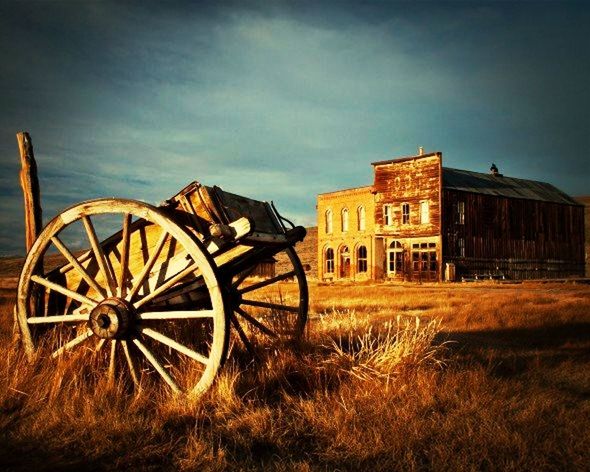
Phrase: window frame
[
  {"left": 325, "top": 209, "right": 333, "bottom": 234},
  {"left": 401, "top": 203, "right": 410, "bottom": 225},
  {"left": 419, "top": 200, "right": 430, "bottom": 224},
  {"left": 325, "top": 247, "right": 335, "bottom": 273},
  {"left": 341, "top": 208, "right": 349, "bottom": 232},
  {"left": 383, "top": 204, "right": 393, "bottom": 226},
  {"left": 357, "top": 205, "right": 366, "bottom": 231},
  {"left": 357, "top": 245, "right": 368, "bottom": 273},
  {"left": 455, "top": 201, "right": 465, "bottom": 225}
]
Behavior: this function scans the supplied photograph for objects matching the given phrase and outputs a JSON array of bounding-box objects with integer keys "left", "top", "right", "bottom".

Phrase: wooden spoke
[
  {"left": 132, "top": 338, "right": 180, "bottom": 393},
  {"left": 121, "top": 340, "right": 139, "bottom": 387},
  {"left": 51, "top": 329, "right": 93, "bottom": 359},
  {"left": 139, "top": 327, "right": 209, "bottom": 365},
  {"left": 127, "top": 229, "right": 169, "bottom": 301},
  {"left": 108, "top": 339, "right": 117, "bottom": 384},
  {"left": 234, "top": 306, "right": 278, "bottom": 338},
  {"left": 238, "top": 270, "right": 297, "bottom": 295},
  {"left": 82, "top": 216, "right": 117, "bottom": 297},
  {"left": 240, "top": 299, "right": 300, "bottom": 314},
  {"left": 118, "top": 213, "right": 132, "bottom": 298},
  {"left": 27, "top": 314, "right": 89, "bottom": 324},
  {"left": 231, "top": 265, "right": 257, "bottom": 290},
  {"left": 230, "top": 313, "right": 257, "bottom": 358},
  {"left": 51, "top": 236, "right": 107, "bottom": 298},
  {"left": 31, "top": 275, "right": 98, "bottom": 307},
  {"left": 96, "top": 339, "right": 106, "bottom": 352},
  {"left": 137, "top": 309, "right": 215, "bottom": 321},
  {"left": 133, "top": 262, "right": 198, "bottom": 309}
]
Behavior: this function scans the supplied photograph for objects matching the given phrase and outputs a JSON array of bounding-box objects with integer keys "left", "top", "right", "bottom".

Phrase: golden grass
[{"left": 1, "top": 281, "right": 589, "bottom": 470}]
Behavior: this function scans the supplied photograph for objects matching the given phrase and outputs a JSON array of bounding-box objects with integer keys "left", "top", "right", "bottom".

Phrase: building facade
[{"left": 317, "top": 151, "right": 585, "bottom": 282}]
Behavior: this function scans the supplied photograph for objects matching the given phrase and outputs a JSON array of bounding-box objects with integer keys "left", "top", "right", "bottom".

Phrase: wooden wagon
[{"left": 16, "top": 181, "right": 308, "bottom": 396}]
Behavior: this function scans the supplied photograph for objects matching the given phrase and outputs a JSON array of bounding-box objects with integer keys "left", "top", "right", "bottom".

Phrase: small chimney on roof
[
  {"left": 418, "top": 146, "right": 424, "bottom": 155},
  {"left": 490, "top": 163, "right": 503, "bottom": 177}
]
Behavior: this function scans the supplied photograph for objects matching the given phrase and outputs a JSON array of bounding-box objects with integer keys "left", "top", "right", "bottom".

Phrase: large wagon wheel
[
  {"left": 227, "top": 246, "right": 308, "bottom": 355},
  {"left": 16, "top": 199, "right": 228, "bottom": 396}
]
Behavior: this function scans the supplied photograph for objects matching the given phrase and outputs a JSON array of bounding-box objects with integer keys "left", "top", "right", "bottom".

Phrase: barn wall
[{"left": 442, "top": 189, "right": 585, "bottom": 279}]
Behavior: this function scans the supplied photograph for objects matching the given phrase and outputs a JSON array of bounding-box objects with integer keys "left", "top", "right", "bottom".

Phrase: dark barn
[{"left": 442, "top": 167, "right": 585, "bottom": 280}]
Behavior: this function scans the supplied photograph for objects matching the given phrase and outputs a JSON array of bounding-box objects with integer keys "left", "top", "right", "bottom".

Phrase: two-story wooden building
[{"left": 317, "top": 151, "right": 585, "bottom": 282}]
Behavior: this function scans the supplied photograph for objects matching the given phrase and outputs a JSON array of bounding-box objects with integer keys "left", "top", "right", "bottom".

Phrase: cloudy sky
[{"left": 0, "top": 0, "right": 588, "bottom": 256}]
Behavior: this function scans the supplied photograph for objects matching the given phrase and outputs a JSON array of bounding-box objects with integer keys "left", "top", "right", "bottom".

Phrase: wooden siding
[
  {"left": 442, "top": 189, "right": 585, "bottom": 279},
  {"left": 373, "top": 153, "right": 442, "bottom": 238}
]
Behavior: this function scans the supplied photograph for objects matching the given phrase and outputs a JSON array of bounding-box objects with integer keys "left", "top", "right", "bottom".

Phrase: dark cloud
[{"left": 0, "top": 0, "right": 588, "bottom": 255}]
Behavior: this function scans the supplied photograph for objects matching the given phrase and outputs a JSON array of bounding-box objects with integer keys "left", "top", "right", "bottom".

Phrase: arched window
[
  {"left": 341, "top": 208, "right": 349, "bottom": 232},
  {"left": 325, "top": 209, "right": 333, "bottom": 234},
  {"left": 357, "top": 206, "right": 366, "bottom": 231},
  {"left": 357, "top": 245, "right": 368, "bottom": 273},
  {"left": 325, "top": 248, "right": 334, "bottom": 273},
  {"left": 339, "top": 245, "right": 350, "bottom": 278}
]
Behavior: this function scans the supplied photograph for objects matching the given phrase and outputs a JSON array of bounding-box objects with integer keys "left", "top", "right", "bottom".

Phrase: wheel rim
[
  {"left": 17, "top": 198, "right": 228, "bottom": 396},
  {"left": 228, "top": 246, "right": 308, "bottom": 355}
]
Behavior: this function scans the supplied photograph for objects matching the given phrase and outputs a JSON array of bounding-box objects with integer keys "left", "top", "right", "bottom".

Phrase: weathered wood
[
  {"left": 132, "top": 338, "right": 180, "bottom": 393},
  {"left": 17, "top": 132, "right": 42, "bottom": 252},
  {"left": 16, "top": 173, "right": 307, "bottom": 396},
  {"left": 442, "top": 189, "right": 585, "bottom": 279},
  {"left": 17, "top": 198, "right": 228, "bottom": 396},
  {"left": 139, "top": 326, "right": 209, "bottom": 365}
]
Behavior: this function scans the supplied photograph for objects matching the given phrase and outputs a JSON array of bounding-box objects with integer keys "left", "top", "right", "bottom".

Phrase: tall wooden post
[
  {"left": 15, "top": 131, "right": 43, "bottom": 343},
  {"left": 17, "top": 131, "right": 42, "bottom": 252}
]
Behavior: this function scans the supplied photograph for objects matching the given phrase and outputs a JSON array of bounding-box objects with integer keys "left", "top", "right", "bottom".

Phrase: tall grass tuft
[{"left": 321, "top": 313, "right": 445, "bottom": 383}]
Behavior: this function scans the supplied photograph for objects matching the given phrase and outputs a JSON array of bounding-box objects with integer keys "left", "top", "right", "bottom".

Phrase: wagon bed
[{"left": 16, "top": 181, "right": 308, "bottom": 396}]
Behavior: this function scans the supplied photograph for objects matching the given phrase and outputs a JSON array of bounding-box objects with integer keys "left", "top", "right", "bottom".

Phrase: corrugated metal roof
[{"left": 442, "top": 168, "right": 580, "bottom": 205}]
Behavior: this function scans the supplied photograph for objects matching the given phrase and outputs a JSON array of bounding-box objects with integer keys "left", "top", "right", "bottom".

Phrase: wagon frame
[{"left": 15, "top": 142, "right": 308, "bottom": 397}]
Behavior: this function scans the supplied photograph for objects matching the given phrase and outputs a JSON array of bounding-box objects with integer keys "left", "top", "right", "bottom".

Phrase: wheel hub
[{"left": 89, "top": 298, "right": 134, "bottom": 339}]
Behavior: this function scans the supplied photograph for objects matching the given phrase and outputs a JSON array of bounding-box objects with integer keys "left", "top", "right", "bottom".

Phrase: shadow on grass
[{"left": 438, "top": 323, "right": 590, "bottom": 384}]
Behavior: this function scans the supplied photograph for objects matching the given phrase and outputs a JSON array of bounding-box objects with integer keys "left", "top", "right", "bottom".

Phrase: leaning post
[{"left": 14, "top": 131, "right": 43, "bottom": 345}]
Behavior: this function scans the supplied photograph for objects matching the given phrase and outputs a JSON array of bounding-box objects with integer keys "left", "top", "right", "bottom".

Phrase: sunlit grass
[{"left": 1, "top": 281, "right": 589, "bottom": 470}]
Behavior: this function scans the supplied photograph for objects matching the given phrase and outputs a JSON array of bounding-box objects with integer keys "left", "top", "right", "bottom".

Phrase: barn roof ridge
[{"left": 442, "top": 167, "right": 580, "bottom": 205}]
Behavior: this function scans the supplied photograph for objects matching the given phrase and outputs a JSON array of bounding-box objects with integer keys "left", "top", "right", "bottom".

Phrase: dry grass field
[{"left": 1, "top": 276, "right": 589, "bottom": 471}]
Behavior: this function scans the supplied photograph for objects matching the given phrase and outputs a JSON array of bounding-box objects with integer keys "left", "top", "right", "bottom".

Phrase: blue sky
[{"left": 1, "top": 0, "right": 588, "bottom": 256}]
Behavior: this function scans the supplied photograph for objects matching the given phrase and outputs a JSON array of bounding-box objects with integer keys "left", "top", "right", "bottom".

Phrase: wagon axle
[{"left": 88, "top": 298, "right": 134, "bottom": 339}]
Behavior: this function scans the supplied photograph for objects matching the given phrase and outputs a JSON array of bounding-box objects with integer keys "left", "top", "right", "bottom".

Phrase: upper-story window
[
  {"left": 325, "top": 209, "right": 333, "bottom": 234},
  {"left": 383, "top": 204, "right": 393, "bottom": 226},
  {"left": 454, "top": 201, "right": 465, "bottom": 225},
  {"left": 357, "top": 206, "right": 366, "bottom": 231},
  {"left": 420, "top": 200, "right": 430, "bottom": 224},
  {"left": 341, "top": 208, "right": 349, "bottom": 232},
  {"left": 402, "top": 203, "right": 410, "bottom": 225}
]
